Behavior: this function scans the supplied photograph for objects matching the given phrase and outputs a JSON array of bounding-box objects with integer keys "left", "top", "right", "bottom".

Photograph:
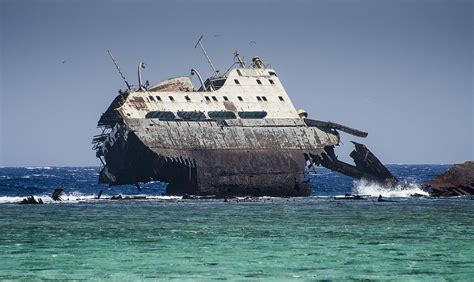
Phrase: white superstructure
[{"left": 118, "top": 61, "right": 301, "bottom": 121}]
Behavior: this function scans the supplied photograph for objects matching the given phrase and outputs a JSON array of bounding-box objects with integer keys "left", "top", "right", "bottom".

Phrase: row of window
[
  {"left": 148, "top": 95, "right": 285, "bottom": 103},
  {"left": 145, "top": 110, "right": 268, "bottom": 121},
  {"left": 233, "top": 78, "right": 274, "bottom": 85},
  {"left": 236, "top": 70, "right": 278, "bottom": 77}
]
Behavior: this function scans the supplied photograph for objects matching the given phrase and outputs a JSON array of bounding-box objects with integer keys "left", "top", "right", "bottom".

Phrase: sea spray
[
  {"left": 0, "top": 193, "right": 182, "bottom": 204},
  {"left": 353, "top": 179, "right": 428, "bottom": 197}
]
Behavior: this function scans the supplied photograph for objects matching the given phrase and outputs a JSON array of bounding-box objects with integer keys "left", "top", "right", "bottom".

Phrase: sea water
[{"left": 0, "top": 165, "right": 473, "bottom": 280}]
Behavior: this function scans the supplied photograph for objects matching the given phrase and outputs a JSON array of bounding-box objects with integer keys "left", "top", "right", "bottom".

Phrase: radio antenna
[
  {"left": 194, "top": 35, "right": 219, "bottom": 77},
  {"left": 107, "top": 50, "right": 132, "bottom": 90}
]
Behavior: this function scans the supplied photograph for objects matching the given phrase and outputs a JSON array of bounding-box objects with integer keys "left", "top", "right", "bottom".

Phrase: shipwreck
[{"left": 93, "top": 39, "right": 396, "bottom": 196}]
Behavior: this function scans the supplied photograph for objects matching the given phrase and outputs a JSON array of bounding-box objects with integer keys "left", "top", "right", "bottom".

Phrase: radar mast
[{"left": 194, "top": 35, "right": 219, "bottom": 77}]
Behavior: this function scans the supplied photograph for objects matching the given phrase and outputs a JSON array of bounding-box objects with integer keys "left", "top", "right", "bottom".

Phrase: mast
[
  {"left": 107, "top": 50, "right": 132, "bottom": 90},
  {"left": 234, "top": 51, "right": 245, "bottom": 68},
  {"left": 194, "top": 35, "right": 219, "bottom": 77}
]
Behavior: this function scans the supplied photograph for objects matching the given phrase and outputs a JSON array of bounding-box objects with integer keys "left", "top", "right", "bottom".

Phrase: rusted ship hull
[
  {"left": 100, "top": 147, "right": 313, "bottom": 196},
  {"left": 97, "top": 119, "right": 337, "bottom": 196},
  {"left": 95, "top": 53, "right": 397, "bottom": 196}
]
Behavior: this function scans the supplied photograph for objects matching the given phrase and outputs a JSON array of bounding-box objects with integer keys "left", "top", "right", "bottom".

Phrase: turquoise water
[{"left": 1, "top": 198, "right": 473, "bottom": 280}]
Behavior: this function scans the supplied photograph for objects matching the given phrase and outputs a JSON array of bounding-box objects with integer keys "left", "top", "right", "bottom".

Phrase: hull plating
[{"left": 98, "top": 120, "right": 337, "bottom": 197}]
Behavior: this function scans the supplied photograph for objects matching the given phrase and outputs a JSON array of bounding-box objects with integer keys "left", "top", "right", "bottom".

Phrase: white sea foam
[
  {"left": 0, "top": 195, "right": 70, "bottom": 204},
  {"left": 0, "top": 193, "right": 182, "bottom": 204},
  {"left": 0, "top": 196, "right": 30, "bottom": 204},
  {"left": 354, "top": 179, "right": 429, "bottom": 198},
  {"left": 25, "top": 166, "right": 53, "bottom": 170}
]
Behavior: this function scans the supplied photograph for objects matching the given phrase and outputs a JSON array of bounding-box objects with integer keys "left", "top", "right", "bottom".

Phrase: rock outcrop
[{"left": 424, "top": 161, "right": 474, "bottom": 196}]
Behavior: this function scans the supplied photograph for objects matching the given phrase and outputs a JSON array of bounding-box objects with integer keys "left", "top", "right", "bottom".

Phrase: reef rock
[{"left": 425, "top": 161, "right": 474, "bottom": 196}]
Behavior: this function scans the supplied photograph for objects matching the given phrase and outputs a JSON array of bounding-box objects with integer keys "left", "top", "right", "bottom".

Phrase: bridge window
[
  {"left": 234, "top": 79, "right": 240, "bottom": 85},
  {"left": 155, "top": 96, "right": 162, "bottom": 101},
  {"left": 169, "top": 96, "right": 175, "bottom": 101},
  {"left": 261, "top": 96, "right": 267, "bottom": 101},
  {"left": 278, "top": 96, "right": 284, "bottom": 101},
  {"left": 256, "top": 79, "right": 262, "bottom": 85},
  {"left": 238, "top": 96, "right": 244, "bottom": 101},
  {"left": 223, "top": 96, "right": 229, "bottom": 101},
  {"left": 269, "top": 71, "right": 277, "bottom": 76},
  {"left": 212, "top": 96, "right": 218, "bottom": 102},
  {"left": 237, "top": 69, "right": 242, "bottom": 76},
  {"left": 149, "top": 96, "right": 155, "bottom": 102},
  {"left": 210, "top": 78, "right": 226, "bottom": 90},
  {"left": 256, "top": 96, "right": 262, "bottom": 101},
  {"left": 269, "top": 79, "right": 275, "bottom": 85},
  {"left": 238, "top": 111, "right": 267, "bottom": 119},
  {"left": 205, "top": 96, "right": 211, "bottom": 102},
  {"left": 185, "top": 95, "right": 191, "bottom": 102}
]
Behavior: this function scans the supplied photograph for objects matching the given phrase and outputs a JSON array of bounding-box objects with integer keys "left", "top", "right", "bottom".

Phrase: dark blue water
[
  {"left": 2, "top": 165, "right": 474, "bottom": 280},
  {"left": 0, "top": 165, "right": 451, "bottom": 199}
]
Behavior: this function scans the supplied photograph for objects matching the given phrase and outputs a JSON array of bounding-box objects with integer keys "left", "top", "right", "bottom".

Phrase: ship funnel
[{"left": 252, "top": 57, "right": 264, "bottom": 69}]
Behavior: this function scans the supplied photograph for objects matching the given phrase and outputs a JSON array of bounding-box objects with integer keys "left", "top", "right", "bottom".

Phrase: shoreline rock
[{"left": 424, "top": 161, "right": 474, "bottom": 197}]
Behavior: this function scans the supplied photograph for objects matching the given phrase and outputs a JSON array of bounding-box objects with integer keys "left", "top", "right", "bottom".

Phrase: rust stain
[{"left": 129, "top": 97, "right": 148, "bottom": 111}]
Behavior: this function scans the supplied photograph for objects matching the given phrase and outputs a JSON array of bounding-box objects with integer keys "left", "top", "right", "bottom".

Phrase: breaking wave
[
  {"left": 0, "top": 193, "right": 182, "bottom": 204},
  {"left": 353, "top": 179, "right": 429, "bottom": 198},
  {"left": 25, "top": 166, "right": 53, "bottom": 170}
]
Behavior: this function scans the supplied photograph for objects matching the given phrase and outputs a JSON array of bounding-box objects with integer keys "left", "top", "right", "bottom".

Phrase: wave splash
[
  {"left": 353, "top": 179, "right": 428, "bottom": 198},
  {"left": 0, "top": 192, "right": 181, "bottom": 204}
]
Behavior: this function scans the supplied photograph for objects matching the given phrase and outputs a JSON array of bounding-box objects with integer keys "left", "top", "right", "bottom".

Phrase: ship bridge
[{"left": 111, "top": 59, "right": 300, "bottom": 124}]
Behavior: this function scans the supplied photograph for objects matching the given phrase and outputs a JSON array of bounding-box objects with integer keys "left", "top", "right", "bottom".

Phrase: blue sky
[{"left": 0, "top": 0, "right": 472, "bottom": 166}]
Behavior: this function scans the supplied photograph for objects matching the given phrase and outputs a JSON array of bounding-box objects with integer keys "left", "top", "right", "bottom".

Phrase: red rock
[{"left": 425, "top": 161, "right": 474, "bottom": 196}]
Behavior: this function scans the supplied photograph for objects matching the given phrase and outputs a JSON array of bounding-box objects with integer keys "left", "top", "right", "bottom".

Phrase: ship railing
[{"left": 91, "top": 127, "right": 112, "bottom": 150}]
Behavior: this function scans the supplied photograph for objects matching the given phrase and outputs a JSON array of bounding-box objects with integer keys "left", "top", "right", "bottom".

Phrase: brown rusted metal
[
  {"left": 305, "top": 119, "right": 368, "bottom": 138},
  {"left": 312, "top": 142, "right": 397, "bottom": 186},
  {"left": 98, "top": 119, "right": 330, "bottom": 196},
  {"left": 129, "top": 96, "right": 148, "bottom": 111},
  {"left": 97, "top": 91, "right": 129, "bottom": 127}
]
